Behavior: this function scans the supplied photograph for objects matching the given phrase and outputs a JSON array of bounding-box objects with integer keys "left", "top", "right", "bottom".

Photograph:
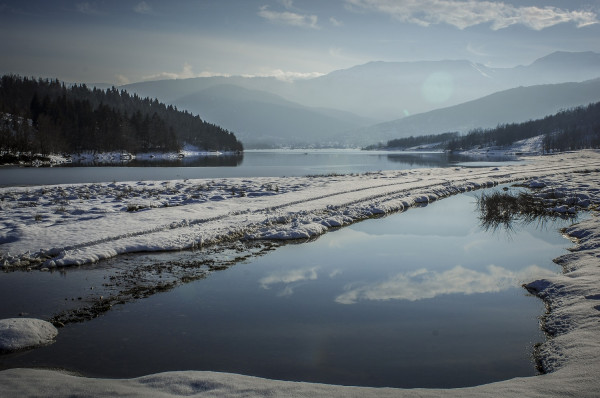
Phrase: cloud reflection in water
[
  {"left": 259, "top": 267, "right": 319, "bottom": 296},
  {"left": 335, "top": 264, "right": 555, "bottom": 304}
]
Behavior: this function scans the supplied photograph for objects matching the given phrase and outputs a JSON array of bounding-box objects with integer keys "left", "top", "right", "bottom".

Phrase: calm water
[
  {"left": 0, "top": 189, "right": 573, "bottom": 388},
  {"left": 0, "top": 150, "right": 519, "bottom": 186}
]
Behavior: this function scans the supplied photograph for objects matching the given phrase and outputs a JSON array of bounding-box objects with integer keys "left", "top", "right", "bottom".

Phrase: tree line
[
  {"left": 364, "top": 132, "right": 460, "bottom": 150},
  {"left": 0, "top": 75, "right": 243, "bottom": 155},
  {"left": 372, "top": 102, "right": 600, "bottom": 153},
  {"left": 445, "top": 102, "right": 600, "bottom": 153}
]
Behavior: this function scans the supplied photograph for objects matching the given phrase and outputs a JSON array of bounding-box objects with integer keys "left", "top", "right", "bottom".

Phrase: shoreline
[
  {"left": 0, "top": 151, "right": 599, "bottom": 396},
  {"left": 0, "top": 148, "right": 242, "bottom": 168},
  {"left": 3, "top": 151, "right": 600, "bottom": 270}
]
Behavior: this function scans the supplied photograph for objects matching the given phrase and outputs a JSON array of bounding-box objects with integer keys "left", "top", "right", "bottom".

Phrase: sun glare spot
[{"left": 421, "top": 71, "right": 454, "bottom": 104}]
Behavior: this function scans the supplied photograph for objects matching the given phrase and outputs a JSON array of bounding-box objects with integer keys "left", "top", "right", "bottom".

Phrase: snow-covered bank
[
  {"left": 458, "top": 134, "right": 547, "bottom": 157},
  {"left": 1, "top": 151, "right": 600, "bottom": 396},
  {"left": 0, "top": 212, "right": 599, "bottom": 397},
  {"left": 2, "top": 151, "right": 600, "bottom": 269},
  {"left": 0, "top": 144, "right": 238, "bottom": 167}
]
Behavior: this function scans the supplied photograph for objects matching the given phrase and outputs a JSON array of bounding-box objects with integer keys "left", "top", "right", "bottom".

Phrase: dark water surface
[
  {"left": 0, "top": 149, "right": 519, "bottom": 186},
  {"left": 0, "top": 189, "right": 573, "bottom": 388}
]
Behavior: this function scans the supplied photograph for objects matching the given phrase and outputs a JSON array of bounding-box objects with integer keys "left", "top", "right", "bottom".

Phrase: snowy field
[
  {"left": 2, "top": 150, "right": 599, "bottom": 270},
  {"left": 1, "top": 150, "right": 600, "bottom": 396}
]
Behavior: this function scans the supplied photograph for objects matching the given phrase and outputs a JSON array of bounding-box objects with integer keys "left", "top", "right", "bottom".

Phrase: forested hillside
[
  {"left": 446, "top": 102, "right": 600, "bottom": 152},
  {"left": 0, "top": 75, "right": 243, "bottom": 155},
  {"left": 372, "top": 102, "right": 600, "bottom": 153}
]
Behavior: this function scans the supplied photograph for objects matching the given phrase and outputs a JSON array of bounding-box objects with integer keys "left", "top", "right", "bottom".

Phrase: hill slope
[
  {"left": 120, "top": 51, "right": 600, "bottom": 147},
  {"left": 0, "top": 75, "right": 243, "bottom": 155},
  {"left": 348, "top": 79, "right": 600, "bottom": 146},
  {"left": 173, "top": 84, "right": 373, "bottom": 147}
]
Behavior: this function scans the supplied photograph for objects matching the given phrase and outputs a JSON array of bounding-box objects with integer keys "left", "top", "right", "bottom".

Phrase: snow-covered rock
[{"left": 0, "top": 318, "right": 58, "bottom": 352}]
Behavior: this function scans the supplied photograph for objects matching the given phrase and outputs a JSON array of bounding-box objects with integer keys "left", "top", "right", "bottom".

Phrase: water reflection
[
  {"left": 386, "top": 152, "right": 517, "bottom": 167},
  {"left": 0, "top": 189, "right": 570, "bottom": 388},
  {"left": 259, "top": 266, "right": 319, "bottom": 296},
  {"left": 476, "top": 190, "right": 580, "bottom": 233},
  {"left": 335, "top": 264, "right": 556, "bottom": 304},
  {"left": 64, "top": 153, "right": 244, "bottom": 168},
  {"left": 0, "top": 149, "right": 521, "bottom": 187}
]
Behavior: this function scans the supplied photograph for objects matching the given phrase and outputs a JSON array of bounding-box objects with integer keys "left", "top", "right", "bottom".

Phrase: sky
[{"left": 1, "top": 0, "right": 599, "bottom": 85}]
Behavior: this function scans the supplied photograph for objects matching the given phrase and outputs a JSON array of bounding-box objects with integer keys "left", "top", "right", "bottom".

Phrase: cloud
[
  {"left": 345, "top": 0, "right": 599, "bottom": 30},
  {"left": 115, "top": 74, "right": 130, "bottom": 85},
  {"left": 141, "top": 63, "right": 322, "bottom": 83},
  {"left": 335, "top": 264, "right": 555, "bottom": 304},
  {"left": 258, "top": 5, "right": 319, "bottom": 29},
  {"left": 246, "top": 69, "right": 325, "bottom": 81},
  {"left": 141, "top": 63, "right": 231, "bottom": 81},
  {"left": 76, "top": 2, "right": 102, "bottom": 15},
  {"left": 279, "top": 0, "right": 294, "bottom": 9},
  {"left": 330, "top": 16, "right": 344, "bottom": 27},
  {"left": 134, "top": 1, "right": 152, "bottom": 14},
  {"left": 466, "top": 42, "right": 489, "bottom": 57}
]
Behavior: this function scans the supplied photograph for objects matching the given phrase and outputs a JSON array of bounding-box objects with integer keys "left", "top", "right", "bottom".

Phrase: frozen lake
[
  {"left": 0, "top": 149, "right": 519, "bottom": 186},
  {"left": 0, "top": 188, "right": 573, "bottom": 388}
]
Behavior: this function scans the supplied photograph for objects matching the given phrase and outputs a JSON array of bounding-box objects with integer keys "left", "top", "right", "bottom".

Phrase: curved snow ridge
[
  {"left": 524, "top": 215, "right": 600, "bottom": 376},
  {"left": 2, "top": 151, "right": 600, "bottom": 269}
]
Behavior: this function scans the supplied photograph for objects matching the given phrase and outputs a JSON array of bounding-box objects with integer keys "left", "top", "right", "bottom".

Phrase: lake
[
  {"left": 0, "top": 188, "right": 573, "bottom": 388},
  {"left": 0, "top": 149, "right": 520, "bottom": 186}
]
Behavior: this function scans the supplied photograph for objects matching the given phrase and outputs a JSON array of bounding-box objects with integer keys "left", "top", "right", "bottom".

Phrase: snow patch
[{"left": 0, "top": 318, "right": 58, "bottom": 352}]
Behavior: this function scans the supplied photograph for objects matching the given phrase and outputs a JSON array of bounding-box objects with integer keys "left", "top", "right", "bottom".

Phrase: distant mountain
[
  {"left": 285, "top": 60, "right": 502, "bottom": 122},
  {"left": 123, "top": 76, "right": 287, "bottom": 105},
  {"left": 172, "top": 84, "right": 374, "bottom": 147},
  {"left": 513, "top": 51, "right": 600, "bottom": 83},
  {"left": 349, "top": 78, "right": 600, "bottom": 146},
  {"left": 286, "top": 51, "right": 600, "bottom": 121},
  {"left": 121, "top": 51, "right": 600, "bottom": 147}
]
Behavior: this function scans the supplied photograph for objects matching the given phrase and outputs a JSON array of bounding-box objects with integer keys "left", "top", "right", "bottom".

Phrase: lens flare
[{"left": 421, "top": 71, "right": 454, "bottom": 104}]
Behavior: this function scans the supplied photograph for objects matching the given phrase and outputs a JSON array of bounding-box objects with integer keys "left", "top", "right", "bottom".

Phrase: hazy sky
[{"left": 1, "top": 0, "right": 599, "bottom": 85}]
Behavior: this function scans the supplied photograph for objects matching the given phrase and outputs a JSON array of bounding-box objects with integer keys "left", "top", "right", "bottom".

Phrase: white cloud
[
  {"left": 141, "top": 63, "right": 231, "bottom": 81},
  {"left": 279, "top": 0, "right": 294, "bottom": 9},
  {"left": 134, "top": 1, "right": 152, "bottom": 15},
  {"left": 345, "top": 0, "right": 599, "bottom": 30},
  {"left": 466, "top": 42, "right": 489, "bottom": 57},
  {"left": 335, "top": 264, "right": 555, "bottom": 304},
  {"left": 76, "top": 2, "right": 102, "bottom": 15},
  {"left": 115, "top": 74, "right": 130, "bottom": 85},
  {"left": 258, "top": 5, "right": 319, "bottom": 29},
  {"left": 246, "top": 69, "right": 325, "bottom": 81},
  {"left": 330, "top": 16, "right": 344, "bottom": 27}
]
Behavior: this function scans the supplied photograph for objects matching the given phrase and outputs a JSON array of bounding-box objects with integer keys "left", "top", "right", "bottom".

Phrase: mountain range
[
  {"left": 345, "top": 78, "right": 600, "bottom": 146},
  {"left": 120, "top": 51, "right": 600, "bottom": 147}
]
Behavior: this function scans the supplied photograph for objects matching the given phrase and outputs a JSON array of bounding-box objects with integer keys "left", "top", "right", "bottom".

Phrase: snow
[
  {"left": 0, "top": 318, "right": 58, "bottom": 352},
  {"left": 3, "top": 150, "right": 600, "bottom": 270},
  {"left": 459, "top": 134, "right": 546, "bottom": 156},
  {"left": 1, "top": 144, "right": 236, "bottom": 167},
  {"left": 67, "top": 146, "right": 235, "bottom": 164},
  {"left": 1, "top": 150, "right": 600, "bottom": 396}
]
